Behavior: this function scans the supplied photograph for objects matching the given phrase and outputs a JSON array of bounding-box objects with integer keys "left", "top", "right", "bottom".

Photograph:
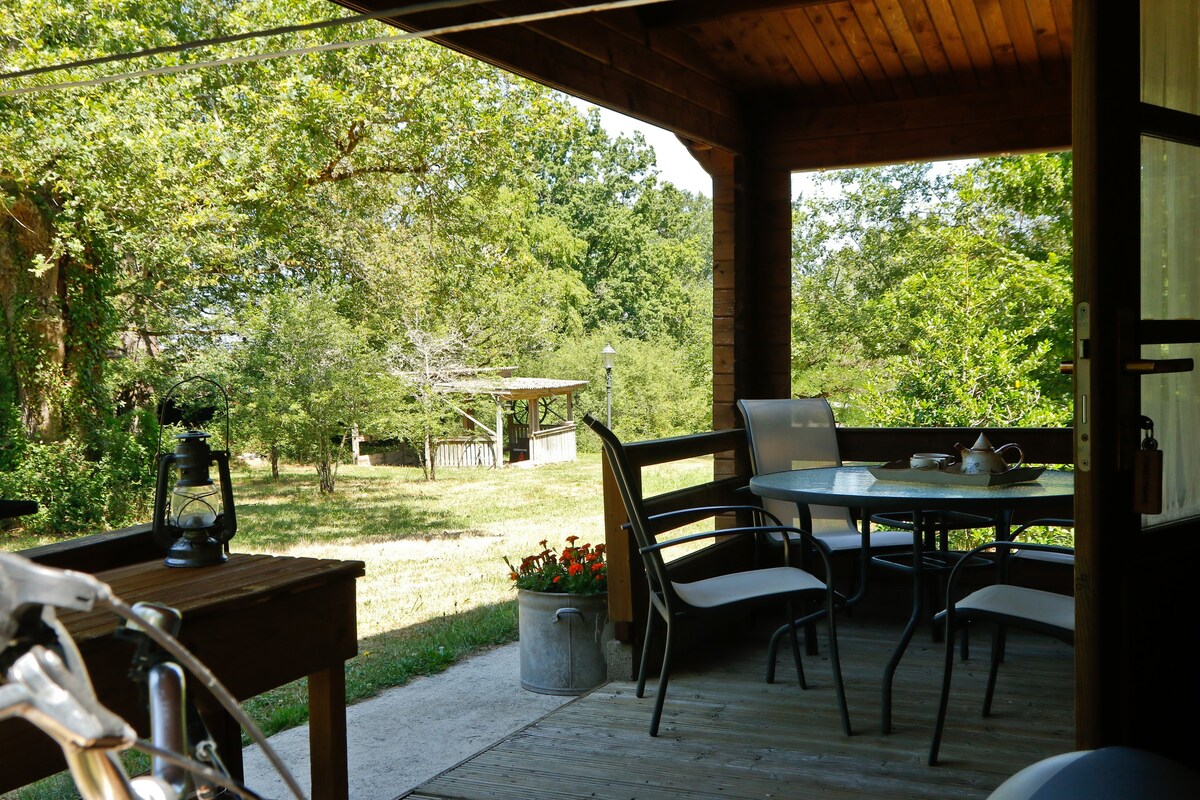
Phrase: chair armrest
[
  {"left": 639, "top": 525, "right": 833, "bottom": 569},
  {"left": 645, "top": 505, "right": 784, "bottom": 527}
]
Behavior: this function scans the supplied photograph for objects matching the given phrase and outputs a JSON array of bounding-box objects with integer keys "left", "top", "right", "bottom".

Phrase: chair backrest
[
  {"left": 737, "top": 398, "right": 855, "bottom": 533},
  {"left": 582, "top": 414, "right": 673, "bottom": 598}
]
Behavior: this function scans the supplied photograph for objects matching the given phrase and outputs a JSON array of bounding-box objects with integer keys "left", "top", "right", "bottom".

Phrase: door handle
[{"left": 1123, "top": 358, "right": 1194, "bottom": 374}]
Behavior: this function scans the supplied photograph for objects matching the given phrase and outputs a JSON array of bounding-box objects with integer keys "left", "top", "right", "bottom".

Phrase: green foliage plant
[
  {"left": 791, "top": 154, "right": 1074, "bottom": 427},
  {"left": 504, "top": 536, "right": 608, "bottom": 594}
]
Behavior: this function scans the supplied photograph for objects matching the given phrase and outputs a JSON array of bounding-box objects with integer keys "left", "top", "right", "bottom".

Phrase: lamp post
[{"left": 601, "top": 343, "right": 616, "bottom": 428}]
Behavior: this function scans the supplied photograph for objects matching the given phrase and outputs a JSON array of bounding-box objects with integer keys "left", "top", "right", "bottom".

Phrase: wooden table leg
[{"left": 308, "top": 664, "right": 349, "bottom": 800}]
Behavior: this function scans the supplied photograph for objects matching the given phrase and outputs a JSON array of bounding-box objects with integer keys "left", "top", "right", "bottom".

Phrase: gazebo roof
[{"left": 435, "top": 376, "right": 589, "bottom": 401}]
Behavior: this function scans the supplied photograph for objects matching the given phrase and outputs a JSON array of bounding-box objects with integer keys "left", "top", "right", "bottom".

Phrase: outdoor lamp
[
  {"left": 601, "top": 344, "right": 616, "bottom": 428},
  {"left": 152, "top": 377, "right": 237, "bottom": 568}
]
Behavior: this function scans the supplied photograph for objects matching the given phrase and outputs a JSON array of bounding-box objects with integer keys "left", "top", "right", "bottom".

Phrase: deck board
[{"left": 403, "top": 613, "right": 1073, "bottom": 799}]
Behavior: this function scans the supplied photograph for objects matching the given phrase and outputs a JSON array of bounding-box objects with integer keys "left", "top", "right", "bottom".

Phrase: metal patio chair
[
  {"left": 929, "top": 540, "right": 1075, "bottom": 765},
  {"left": 737, "top": 398, "right": 913, "bottom": 558},
  {"left": 583, "top": 414, "right": 852, "bottom": 738}
]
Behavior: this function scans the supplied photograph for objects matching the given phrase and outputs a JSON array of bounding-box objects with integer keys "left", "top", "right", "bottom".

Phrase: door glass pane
[
  {"left": 1141, "top": 136, "right": 1200, "bottom": 525},
  {"left": 1143, "top": 0, "right": 1200, "bottom": 113}
]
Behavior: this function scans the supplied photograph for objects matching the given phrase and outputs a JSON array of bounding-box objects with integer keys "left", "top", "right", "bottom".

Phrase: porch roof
[
  {"left": 334, "top": 0, "right": 1072, "bottom": 168},
  {"left": 435, "top": 376, "right": 589, "bottom": 401}
]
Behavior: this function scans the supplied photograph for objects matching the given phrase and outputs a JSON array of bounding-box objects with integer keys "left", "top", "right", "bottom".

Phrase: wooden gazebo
[
  {"left": 434, "top": 374, "right": 588, "bottom": 466},
  {"left": 329, "top": 1, "right": 1200, "bottom": 766}
]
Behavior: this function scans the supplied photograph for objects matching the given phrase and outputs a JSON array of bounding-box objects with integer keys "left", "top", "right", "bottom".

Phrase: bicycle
[{"left": 0, "top": 551, "right": 306, "bottom": 799}]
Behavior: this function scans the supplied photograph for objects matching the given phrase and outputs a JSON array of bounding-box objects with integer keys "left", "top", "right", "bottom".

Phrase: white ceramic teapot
[{"left": 954, "top": 433, "right": 1023, "bottom": 474}]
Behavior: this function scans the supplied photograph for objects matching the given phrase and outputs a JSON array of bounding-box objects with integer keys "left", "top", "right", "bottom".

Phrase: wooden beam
[
  {"left": 334, "top": 0, "right": 746, "bottom": 151},
  {"left": 763, "top": 82, "right": 1072, "bottom": 170},
  {"left": 639, "top": 0, "right": 831, "bottom": 29}
]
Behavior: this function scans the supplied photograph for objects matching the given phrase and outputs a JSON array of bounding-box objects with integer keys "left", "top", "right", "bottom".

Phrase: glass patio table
[{"left": 749, "top": 464, "right": 1074, "bottom": 734}]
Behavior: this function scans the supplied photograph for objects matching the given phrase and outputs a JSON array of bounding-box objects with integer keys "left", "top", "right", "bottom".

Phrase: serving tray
[{"left": 867, "top": 460, "right": 1046, "bottom": 487}]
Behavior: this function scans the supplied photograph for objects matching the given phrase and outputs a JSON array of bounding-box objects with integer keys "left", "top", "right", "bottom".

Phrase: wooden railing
[{"left": 601, "top": 426, "right": 1074, "bottom": 645}]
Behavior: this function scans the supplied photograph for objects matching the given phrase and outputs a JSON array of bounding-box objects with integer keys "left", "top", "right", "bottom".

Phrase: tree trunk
[
  {"left": 424, "top": 429, "right": 436, "bottom": 481},
  {"left": 0, "top": 184, "right": 114, "bottom": 447},
  {"left": 316, "top": 434, "right": 336, "bottom": 493},
  {"left": 0, "top": 190, "right": 64, "bottom": 441},
  {"left": 270, "top": 444, "right": 280, "bottom": 480}
]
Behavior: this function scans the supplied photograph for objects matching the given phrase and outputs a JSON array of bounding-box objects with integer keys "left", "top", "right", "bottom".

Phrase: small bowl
[{"left": 909, "top": 453, "right": 952, "bottom": 470}]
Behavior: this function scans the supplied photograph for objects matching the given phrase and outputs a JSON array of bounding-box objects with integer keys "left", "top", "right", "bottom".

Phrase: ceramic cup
[{"left": 910, "top": 452, "right": 952, "bottom": 470}]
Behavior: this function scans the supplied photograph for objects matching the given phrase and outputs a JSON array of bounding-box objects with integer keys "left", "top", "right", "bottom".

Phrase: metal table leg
[{"left": 881, "top": 510, "right": 927, "bottom": 734}]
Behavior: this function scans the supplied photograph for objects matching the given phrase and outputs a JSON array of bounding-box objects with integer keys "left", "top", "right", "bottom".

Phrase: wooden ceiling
[{"left": 334, "top": 0, "right": 1073, "bottom": 171}]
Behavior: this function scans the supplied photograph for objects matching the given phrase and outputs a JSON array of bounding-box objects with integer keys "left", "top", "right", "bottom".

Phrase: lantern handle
[{"left": 156, "top": 376, "right": 232, "bottom": 460}]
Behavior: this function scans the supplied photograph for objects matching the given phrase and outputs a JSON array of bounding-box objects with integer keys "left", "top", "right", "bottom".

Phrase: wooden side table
[{"left": 0, "top": 553, "right": 365, "bottom": 798}]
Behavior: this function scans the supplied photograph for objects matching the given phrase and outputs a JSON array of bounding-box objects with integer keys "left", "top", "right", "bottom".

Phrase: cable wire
[
  {"left": 1, "top": 0, "right": 491, "bottom": 82},
  {"left": 0, "top": 0, "right": 671, "bottom": 99}
]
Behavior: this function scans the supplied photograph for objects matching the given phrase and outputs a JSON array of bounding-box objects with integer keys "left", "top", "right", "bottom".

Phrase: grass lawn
[{"left": 2, "top": 452, "right": 712, "bottom": 799}]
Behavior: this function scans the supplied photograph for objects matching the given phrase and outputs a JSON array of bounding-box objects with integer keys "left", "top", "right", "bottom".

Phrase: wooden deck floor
[{"left": 404, "top": 613, "right": 1074, "bottom": 800}]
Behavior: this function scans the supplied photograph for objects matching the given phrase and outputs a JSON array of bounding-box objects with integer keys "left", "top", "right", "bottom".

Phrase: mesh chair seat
[
  {"left": 672, "top": 566, "right": 827, "bottom": 609},
  {"left": 935, "top": 584, "right": 1074, "bottom": 633}
]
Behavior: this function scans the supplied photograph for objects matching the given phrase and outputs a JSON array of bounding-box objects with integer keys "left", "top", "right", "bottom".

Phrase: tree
[
  {"left": 384, "top": 322, "right": 478, "bottom": 481},
  {"left": 791, "top": 155, "right": 1073, "bottom": 427},
  {"left": 231, "top": 291, "right": 394, "bottom": 493}
]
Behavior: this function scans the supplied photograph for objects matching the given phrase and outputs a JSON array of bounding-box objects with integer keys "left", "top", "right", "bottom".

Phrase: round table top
[{"left": 749, "top": 465, "right": 1075, "bottom": 512}]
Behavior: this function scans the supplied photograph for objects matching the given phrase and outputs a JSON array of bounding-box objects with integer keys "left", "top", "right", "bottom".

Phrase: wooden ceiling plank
[
  {"left": 480, "top": 1, "right": 740, "bottom": 119},
  {"left": 422, "top": 23, "right": 744, "bottom": 149},
  {"left": 686, "top": 24, "right": 758, "bottom": 89},
  {"left": 342, "top": 0, "right": 743, "bottom": 139},
  {"left": 766, "top": 9, "right": 837, "bottom": 105},
  {"left": 850, "top": 0, "right": 921, "bottom": 99},
  {"left": 783, "top": 9, "right": 858, "bottom": 105},
  {"left": 685, "top": 25, "right": 763, "bottom": 90},
  {"left": 996, "top": 0, "right": 1046, "bottom": 85},
  {"left": 723, "top": 13, "right": 810, "bottom": 93},
  {"left": 640, "top": 0, "right": 832, "bottom": 29},
  {"left": 918, "top": 0, "right": 981, "bottom": 92},
  {"left": 566, "top": 4, "right": 729, "bottom": 85},
  {"left": 1023, "top": 0, "right": 1067, "bottom": 84},
  {"left": 889, "top": 0, "right": 960, "bottom": 94},
  {"left": 943, "top": 0, "right": 1001, "bottom": 89},
  {"left": 826, "top": 0, "right": 906, "bottom": 100},
  {"left": 1049, "top": 0, "right": 1073, "bottom": 60},
  {"left": 803, "top": 4, "right": 880, "bottom": 104}
]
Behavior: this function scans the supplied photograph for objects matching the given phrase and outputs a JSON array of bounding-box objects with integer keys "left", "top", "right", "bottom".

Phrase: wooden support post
[{"left": 710, "top": 145, "right": 792, "bottom": 485}]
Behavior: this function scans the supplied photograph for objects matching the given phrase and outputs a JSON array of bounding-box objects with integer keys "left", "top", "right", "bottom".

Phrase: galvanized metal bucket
[{"left": 517, "top": 589, "right": 609, "bottom": 695}]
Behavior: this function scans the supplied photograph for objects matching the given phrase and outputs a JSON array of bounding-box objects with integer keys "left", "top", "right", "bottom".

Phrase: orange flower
[
  {"left": 509, "top": 571, "right": 519, "bottom": 581},
  {"left": 569, "top": 562, "right": 584, "bottom": 576},
  {"left": 553, "top": 575, "right": 562, "bottom": 584},
  {"left": 565, "top": 535, "right": 579, "bottom": 544},
  {"left": 591, "top": 562, "right": 603, "bottom": 572}
]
